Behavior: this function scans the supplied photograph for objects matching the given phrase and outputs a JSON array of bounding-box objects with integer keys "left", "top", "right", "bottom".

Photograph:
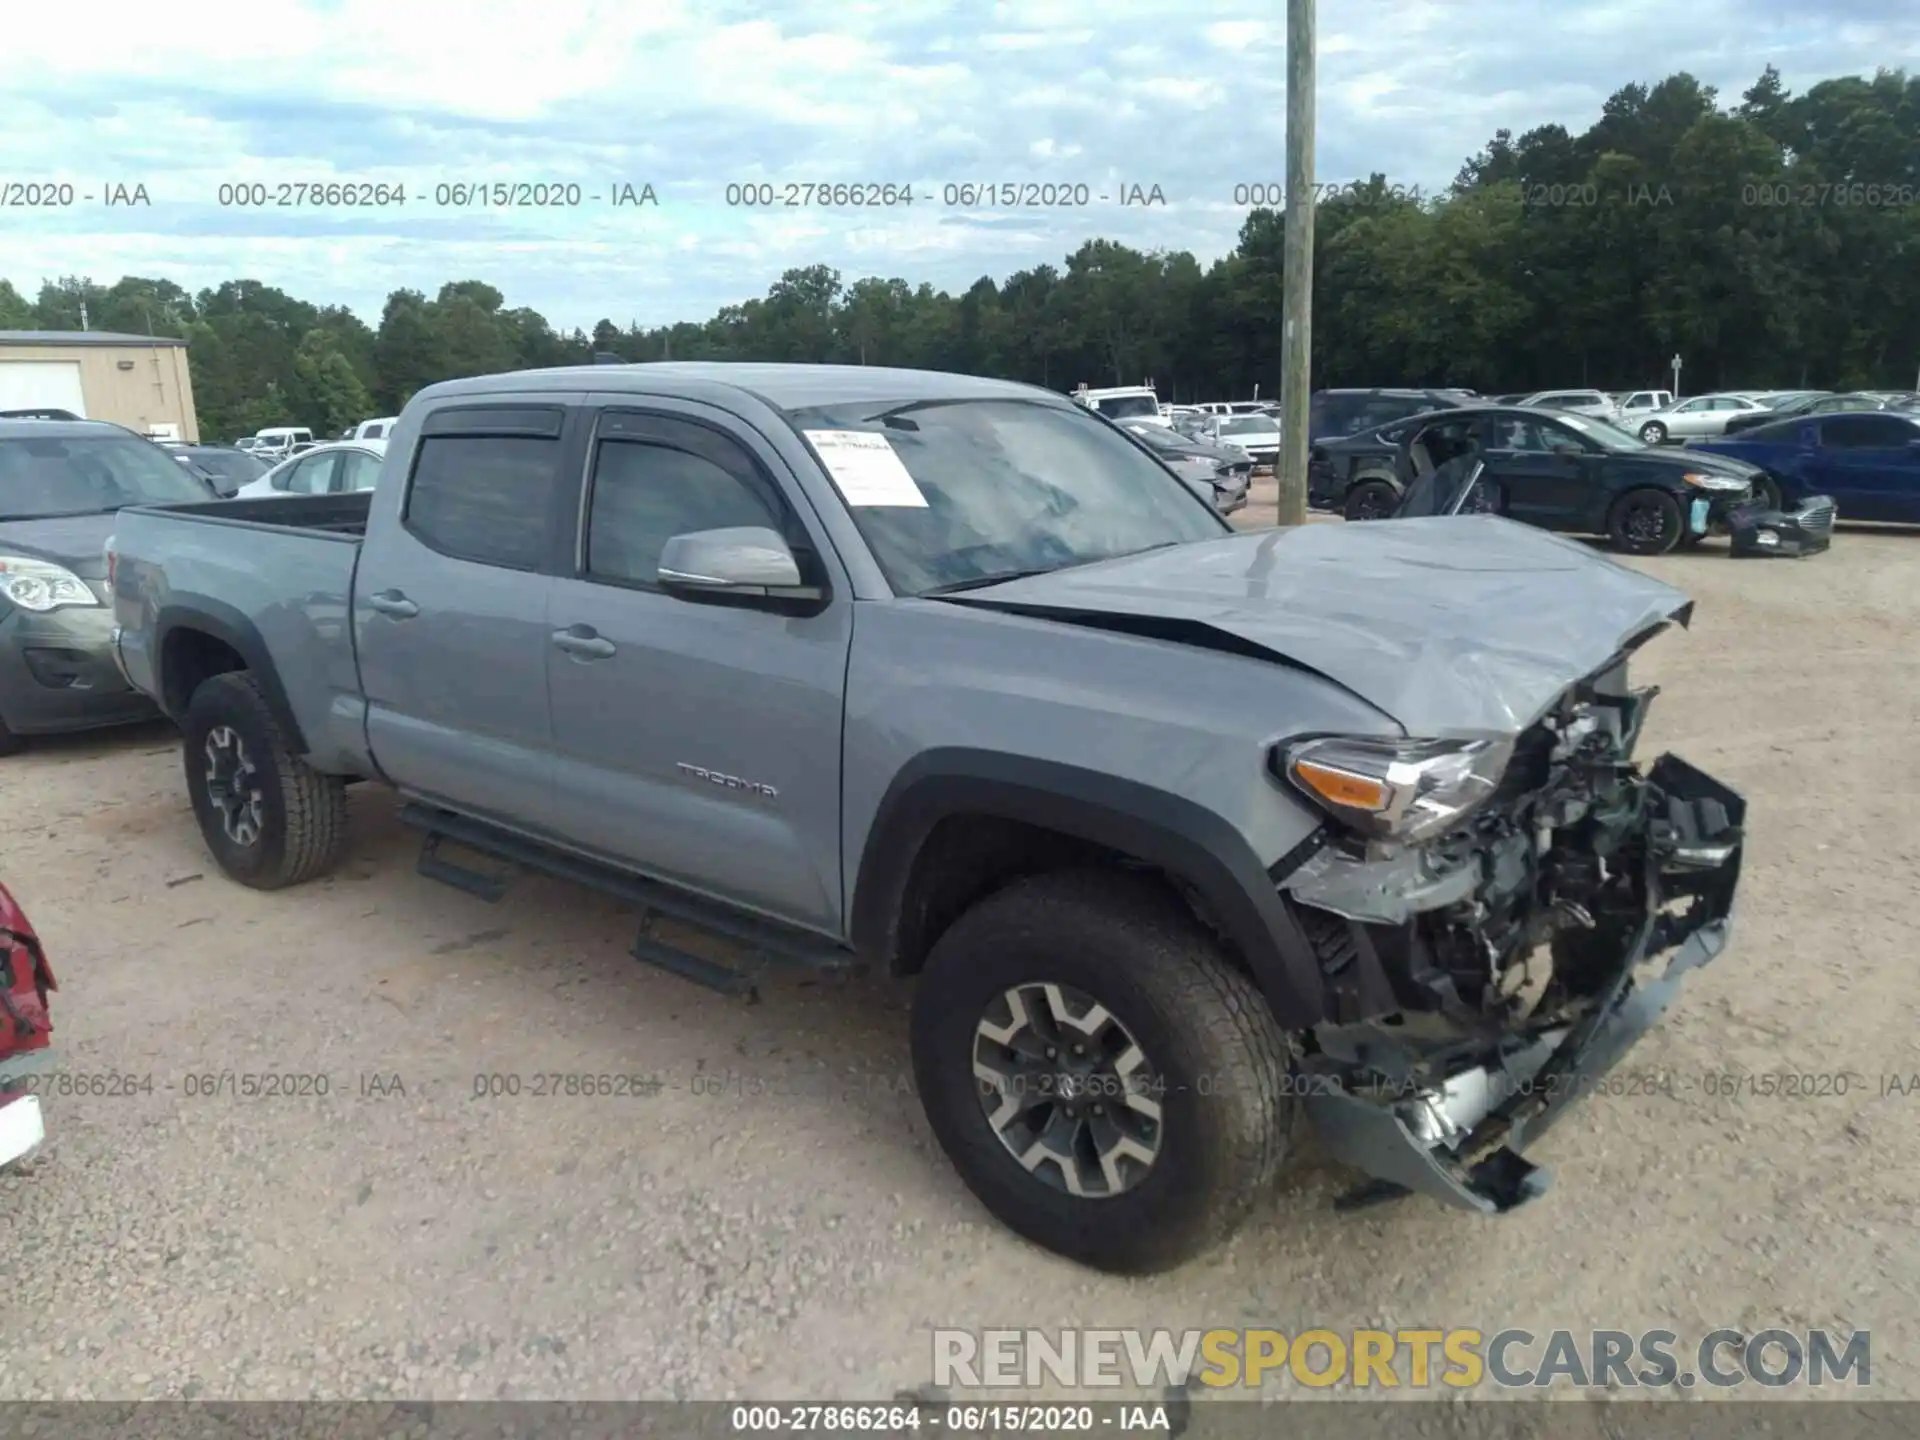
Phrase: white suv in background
[
  {"left": 249, "top": 425, "right": 315, "bottom": 460},
  {"left": 341, "top": 416, "right": 398, "bottom": 443},
  {"left": 1072, "top": 385, "right": 1168, "bottom": 425}
]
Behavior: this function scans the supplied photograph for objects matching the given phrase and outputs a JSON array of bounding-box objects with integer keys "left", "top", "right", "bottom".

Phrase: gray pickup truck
[{"left": 106, "top": 362, "right": 1746, "bottom": 1273}]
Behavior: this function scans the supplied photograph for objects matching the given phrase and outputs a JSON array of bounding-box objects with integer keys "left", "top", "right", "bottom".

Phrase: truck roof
[{"left": 417, "top": 362, "right": 1067, "bottom": 415}]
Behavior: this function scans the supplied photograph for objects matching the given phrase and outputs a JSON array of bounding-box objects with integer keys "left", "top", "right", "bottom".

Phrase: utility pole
[{"left": 1276, "top": 0, "right": 1316, "bottom": 526}]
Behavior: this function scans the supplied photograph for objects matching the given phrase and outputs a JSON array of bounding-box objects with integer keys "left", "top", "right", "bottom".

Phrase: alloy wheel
[
  {"left": 203, "top": 725, "right": 265, "bottom": 846},
  {"left": 1622, "top": 499, "right": 1670, "bottom": 546},
  {"left": 972, "top": 982, "right": 1165, "bottom": 1198}
]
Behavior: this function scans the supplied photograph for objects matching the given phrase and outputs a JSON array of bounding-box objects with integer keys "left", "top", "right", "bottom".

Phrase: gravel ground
[{"left": 2, "top": 491, "right": 1916, "bottom": 1404}]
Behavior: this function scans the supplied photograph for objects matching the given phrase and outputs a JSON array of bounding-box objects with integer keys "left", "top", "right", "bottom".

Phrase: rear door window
[
  {"left": 404, "top": 406, "right": 567, "bottom": 570},
  {"left": 278, "top": 452, "right": 338, "bottom": 494},
  {"left": 336, "top": 449, "right": 384, "bottom": 492}
]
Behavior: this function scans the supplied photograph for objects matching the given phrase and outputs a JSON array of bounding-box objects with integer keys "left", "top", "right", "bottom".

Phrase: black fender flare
[
  {"left": 153, "top": 596, "right": 308, "bottom": 753},
  {"left": 849, "top": 750, "right": 1329, "bottom": 1031}
]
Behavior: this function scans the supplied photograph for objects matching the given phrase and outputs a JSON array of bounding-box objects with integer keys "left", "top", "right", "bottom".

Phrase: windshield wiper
[
  {"left": 920, "top": 567, "right": 1059, "bottom": 596},
  {"left": 921, "top": 542, "right": 1183, "bottom": 597},
  {"left": 0, "top": 508, "right": 110, "bottom": 522}
]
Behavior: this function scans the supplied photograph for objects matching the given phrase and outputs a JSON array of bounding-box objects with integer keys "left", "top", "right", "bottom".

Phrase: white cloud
[{"left": 0, "top": 0, "right": 1908, "bottom": 330}]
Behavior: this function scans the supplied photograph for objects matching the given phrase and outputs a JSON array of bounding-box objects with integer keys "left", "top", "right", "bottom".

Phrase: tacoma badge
[{"left": 676, "top": 762, "right": 778, "bottom": 798}]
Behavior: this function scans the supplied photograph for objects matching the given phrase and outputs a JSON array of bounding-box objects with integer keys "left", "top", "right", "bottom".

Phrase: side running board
[{"left": 399, "top": 803, "right": 861, "bottom": 1000}]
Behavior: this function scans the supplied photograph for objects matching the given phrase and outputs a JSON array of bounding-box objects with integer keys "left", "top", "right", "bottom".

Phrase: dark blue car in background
[{"left": 1688, "top": 411, "right": 1920, "bottom": 522}]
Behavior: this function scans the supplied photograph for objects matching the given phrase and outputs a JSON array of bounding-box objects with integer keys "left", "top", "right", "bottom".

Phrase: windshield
[
  {"left": 1094, "top": 395, "right": 1161, "bottom": 420},
  {"left": 787, "top": 398, "right": 1226, "bottom": 596},
  {"left": 0, "top": 435, "right": 214, "bottom": 518},
  {"left": 1219, "top": 417, "right": 1276, "bottom": 436},
  {"left": 1552, "top": 412, "right": 1646, "bottom": 451}
]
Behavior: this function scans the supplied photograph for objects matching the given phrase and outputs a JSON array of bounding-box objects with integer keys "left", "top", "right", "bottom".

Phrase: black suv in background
[{"left": 1308, "top": 388, "right": 1472, "bottom": 441}]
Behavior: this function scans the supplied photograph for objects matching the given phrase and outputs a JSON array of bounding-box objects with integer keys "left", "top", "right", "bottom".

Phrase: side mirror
[{"left": 657, "top": 526, "right": 823, "bottom": 608}]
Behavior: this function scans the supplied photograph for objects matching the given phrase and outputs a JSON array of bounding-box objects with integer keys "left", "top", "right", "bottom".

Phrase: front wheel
[
  {"left": 1748, "top": 474, "right": 1783, "bottom": 512},
  {"left": 1639, "top": 421, "right": 1668, "bottom": 444},
  {"left": 182, "top": 671, "right": 348, "bottom": 889},
  {"left": 0, "top": 713, "right": 21, "bottom": 758},
  {"left": 910, "top": 869, "right": 1292, "bottom": 1274},
  {"left": 1609, "top": 489, "right": 1685, "bottom": 555}
]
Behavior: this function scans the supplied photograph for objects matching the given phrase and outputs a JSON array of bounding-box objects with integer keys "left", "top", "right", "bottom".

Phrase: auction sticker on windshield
[{"left": 804, "top": 430, "right": 928, "bottom": 507}]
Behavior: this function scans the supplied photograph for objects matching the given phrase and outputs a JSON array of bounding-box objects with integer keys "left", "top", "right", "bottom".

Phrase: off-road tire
[
  {"left": 1343, "top": 478, "right": 1400, "bottom": 522},
  {"left": 910, "top": 868, "right": 1292, "bottom": 1274},
  {"left": 182, "top": 671, "right": 347, "bottom": 889},
  {"left": 1608, "top": 488, "right": 1685, "bottom": 555}
]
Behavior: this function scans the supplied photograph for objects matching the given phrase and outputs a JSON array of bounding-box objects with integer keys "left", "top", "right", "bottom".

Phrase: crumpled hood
[
  {"left": 0, "top": 513, "right": 117, "bottom": 579},
  {"left": 940, "top": 518, "right": 1694, "bottom": 737}
]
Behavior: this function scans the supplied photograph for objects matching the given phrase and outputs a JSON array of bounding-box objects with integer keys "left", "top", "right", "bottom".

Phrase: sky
[{"left": 0, "top": 0, "right": 1914, "bottom": 333}]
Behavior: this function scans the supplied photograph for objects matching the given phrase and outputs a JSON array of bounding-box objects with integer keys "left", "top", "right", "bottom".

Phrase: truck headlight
[
  {"left": 1278, "top": 735, "right": 1514, "bottom": 845},
  {"left": 0, "top": 557, "right": 99, "bottom": 613},
  {"left": 1680, "top": 472, "right": 1750, "bottom": 491}
]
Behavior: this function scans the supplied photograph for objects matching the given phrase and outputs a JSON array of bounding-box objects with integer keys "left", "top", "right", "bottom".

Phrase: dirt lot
[{"left": 2, "top": 490, "right": 1916, "bottom": 1404}]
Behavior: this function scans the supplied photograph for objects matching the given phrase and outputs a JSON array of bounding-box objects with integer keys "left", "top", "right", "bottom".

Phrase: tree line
[{"left": 2, "top": 65, "right": 1914, "bottom": 441}]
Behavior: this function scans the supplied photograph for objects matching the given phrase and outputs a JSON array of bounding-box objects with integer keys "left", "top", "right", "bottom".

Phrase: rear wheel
[
  {"left": 910, "top": 869, "right": 1292, "bottom": 1274},
  {"left": 1343, "top": 478, "right": 1400, "bottom": 521},
  {"left": 1608, "top": 489, "right": 1684, "bottom": 555},
  {"left": 1639, "top": 421, "right": 1668, "bottom": 444},
  {"left": 182, "top": 672, "right": 348, "bottom": 889}
]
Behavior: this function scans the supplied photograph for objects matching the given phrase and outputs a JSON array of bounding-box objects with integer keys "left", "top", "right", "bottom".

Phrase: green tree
[
  {"left": 0, "top": 280, "right": 33, "bottom": 328},
  {"left": 292, "top": 329, "right": 374, "bottom": 434},
  {"left": 371, "top": 290, "right": 444, "bottom": 412}
]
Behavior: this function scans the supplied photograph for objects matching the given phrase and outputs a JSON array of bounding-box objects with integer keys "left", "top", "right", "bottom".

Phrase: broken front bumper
[
  {"left": 1729, "top": 494, "right": 1835, "bottom": 557},
  {"left": 1300, "top": 754, "right": 1745, "bottom": 1215}
]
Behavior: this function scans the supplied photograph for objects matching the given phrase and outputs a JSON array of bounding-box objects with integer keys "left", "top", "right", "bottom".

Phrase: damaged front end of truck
[{"left": 1274, "top": 657, "right": 1745, "bottom": 1214}]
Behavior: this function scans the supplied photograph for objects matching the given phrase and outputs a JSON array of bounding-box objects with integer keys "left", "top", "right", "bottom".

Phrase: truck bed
[
  {"left": 122, "top": 490, "right": 372, "bottom": 537},
  {"left": 110, "top": 491, "right": 374, "bottom": 776}
]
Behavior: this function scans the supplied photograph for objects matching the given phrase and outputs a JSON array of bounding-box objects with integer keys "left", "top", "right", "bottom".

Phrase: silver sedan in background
[
  {"left": 1633, "top": 393, "right": 1773, "bottom": 443},
  {"left": 233, "top": 440, "right": 387, "bottom": 499}
]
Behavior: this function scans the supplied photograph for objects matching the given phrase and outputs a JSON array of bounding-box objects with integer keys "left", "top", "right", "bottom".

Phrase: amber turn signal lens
[{"left": 1292, "top": 759, "right": 1389, "bottom": 812}]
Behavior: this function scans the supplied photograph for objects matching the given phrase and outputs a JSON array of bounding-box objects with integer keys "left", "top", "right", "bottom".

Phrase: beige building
[{"left": 0, "top": 330, "right": 199, "bottom": 442}]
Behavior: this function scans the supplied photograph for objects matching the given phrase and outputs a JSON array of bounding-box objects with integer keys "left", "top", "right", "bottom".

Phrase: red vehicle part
[{"left": 1, "top": 882, "right": 55, "bottom": 1063}]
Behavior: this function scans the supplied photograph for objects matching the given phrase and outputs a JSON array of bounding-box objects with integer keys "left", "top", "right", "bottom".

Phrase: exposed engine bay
[{"left": 1275, "top": 660, "right": 1746, "bottom": 1213}]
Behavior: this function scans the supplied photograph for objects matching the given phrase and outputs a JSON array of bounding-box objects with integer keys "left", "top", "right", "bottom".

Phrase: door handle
[
  {"left": 552, "top": 625, "right": 616, "bottom": 659},
  {"left": 365, "top": 590, "right": 419, "bottom": 619}
]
